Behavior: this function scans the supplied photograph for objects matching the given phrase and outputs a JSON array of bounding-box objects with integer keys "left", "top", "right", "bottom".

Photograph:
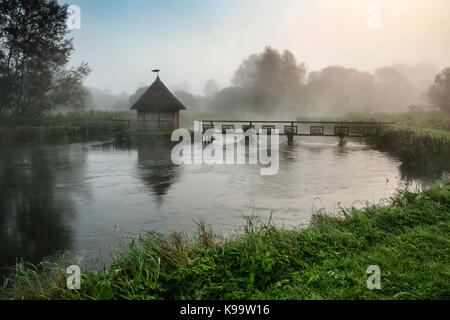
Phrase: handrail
[{"left": 200, "top": 120, "right": 396, "bottom": 125}]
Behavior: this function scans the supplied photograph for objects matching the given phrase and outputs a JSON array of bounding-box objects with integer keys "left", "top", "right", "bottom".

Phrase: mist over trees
[
  {"left": 301, "top": 65, "right": 423, "bottom": 116},
  {"left": 83, "top": 88, "right": 128, "bottom": 111},
  {"left": 205, "top": 47, "right": 440, "bottom": 117},
  {"left": 391, "top": 63, "right": 438, "bottom": 91},
  {"left": 128, "top": 86, "right": 149, "bottom": 108},
  {"left": 91, "top": 46, "right": 447, "bottom": 117},
  {"left": 428, "top": 68, "right": 450, "bottom": 114},
  {"left": 203, "top": 79, "right": 220, "bottom": 98},
  {"left": 229, "top": 47, "right": 306, "bottom": 114},
  {"left": 0, "top": 0, "right": 445, "bottom": 118},
  {"left": 173, "top": 90, "right": 207, "bottom": 109},
  {"left": 0, "top": 0, "right": 91, "bottom": 116}
]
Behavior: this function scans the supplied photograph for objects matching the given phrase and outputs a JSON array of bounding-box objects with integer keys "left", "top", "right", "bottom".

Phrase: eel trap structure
[{"left": 200, "top": 120, "right": 395, "bottom": 143}]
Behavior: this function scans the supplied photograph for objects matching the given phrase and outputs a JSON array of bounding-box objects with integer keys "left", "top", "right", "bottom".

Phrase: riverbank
[
  {"left": 0, "top": 111, "right": 136, "bottom": 145},
  {"left": 337, "top": 111, "right": 450, "bottom": 177},
  {"left": 371, "top": 126, "right": 450, "bottom": 175},
  {"left": 115, "top": 130, "right": 178, "bottom": 146},
  {"left": 337, "top": 111, "right": 450, "bottom": 131},
  {"left": 0, "top": 111, "right": 183, "bottom": 146},
  {"left": 2, "top": 111, "right": 449, "bottom": 150},
  {"left": 0, "top": 125, "right": 108, "bottom": 144},
  {"left": 1, "top": 182, "right": 449, "bottom": 300}
]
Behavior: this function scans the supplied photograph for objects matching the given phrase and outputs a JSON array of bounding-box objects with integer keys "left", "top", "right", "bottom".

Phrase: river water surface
[{"left": 0, "top": 137, "right": 427, "bottom": 273}]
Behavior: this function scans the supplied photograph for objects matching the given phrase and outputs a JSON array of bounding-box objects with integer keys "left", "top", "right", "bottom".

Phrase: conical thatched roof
[{"left": 130, "top": 76, "right": 186, "bottom": 112}]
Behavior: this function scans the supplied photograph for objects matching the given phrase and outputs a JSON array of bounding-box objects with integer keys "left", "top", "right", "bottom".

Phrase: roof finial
[{"left": 152, "top": 69, "right": 160, "bottom": 80}]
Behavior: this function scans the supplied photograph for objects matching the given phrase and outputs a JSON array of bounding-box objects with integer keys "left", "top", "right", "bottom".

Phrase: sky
[{"left": 61, "top": 0, "right": 450, "bottom": 95}]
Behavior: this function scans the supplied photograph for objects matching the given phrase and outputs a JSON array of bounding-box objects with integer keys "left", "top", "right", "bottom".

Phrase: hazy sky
[{"left": 62, "top": 0, "right": 450, "bottom": 95}]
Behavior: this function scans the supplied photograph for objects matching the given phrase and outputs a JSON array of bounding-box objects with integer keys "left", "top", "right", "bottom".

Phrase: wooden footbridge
[
  {"left": 62, "top": 119, "right": 395, "bottom": 143},
  {"left": 200, "top": 120, "right": 396, "bottom": 142}
]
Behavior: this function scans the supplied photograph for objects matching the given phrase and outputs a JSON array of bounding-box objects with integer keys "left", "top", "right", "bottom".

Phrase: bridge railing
[{"left": 199, "top": 120, "right": 396, "bottom": 137}]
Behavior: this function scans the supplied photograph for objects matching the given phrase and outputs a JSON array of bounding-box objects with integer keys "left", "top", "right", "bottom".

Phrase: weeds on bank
[{"left": 2, "top": 183, "right": 449, "bottom": 300}]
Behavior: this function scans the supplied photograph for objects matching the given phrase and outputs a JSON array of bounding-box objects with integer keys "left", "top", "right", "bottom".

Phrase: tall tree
[
  {"left": 428, "top": 67, "right": 450, "bottom": 113},
  {"left": 203, "top": 79, "right": 219, "bottom": 98},
  {"left": 0, "top": 0, "right": 90, "bottom": 116},
  {"left": 231, "top": 47, "right": 306, "bottom": 111}
]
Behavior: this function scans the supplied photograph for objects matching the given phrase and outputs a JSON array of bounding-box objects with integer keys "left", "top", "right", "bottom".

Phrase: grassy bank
[
  {"left": 0, "top": 126, "right": 83, "bottom": 144},
  {"left": 0, "top": 111, "right": 136, "bottom": 144},
  {"left": 1, "top": 182, "right": 449, "bottom": 300},
  {"left": 337, "top": 111, "right": 450, "bottom": 131},
  {"left": 371, "top": 126, "right": 450, "bottom": 174},
  {"left": 329, "top": 111, "right": 450, "bottom": 175},
  {"left": 0, "top": 110, "right": 136, "bottom": 128}
]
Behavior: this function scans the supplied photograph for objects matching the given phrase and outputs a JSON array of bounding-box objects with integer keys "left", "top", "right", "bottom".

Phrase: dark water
[{"left": 0, "top": 137, "right": 432, "bottom": 273}]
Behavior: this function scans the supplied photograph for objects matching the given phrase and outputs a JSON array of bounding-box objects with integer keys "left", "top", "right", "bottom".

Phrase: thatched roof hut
[{"left": 130, "top": 75, "right": 185, "bottom": 130}]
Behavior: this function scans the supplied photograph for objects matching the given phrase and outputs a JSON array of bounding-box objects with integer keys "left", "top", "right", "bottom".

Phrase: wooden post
[{"left": 287, "top": 132, "right": 294, "bottom": 144}]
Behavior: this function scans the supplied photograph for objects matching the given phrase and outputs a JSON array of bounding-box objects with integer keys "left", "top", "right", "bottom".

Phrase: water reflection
[
  {"left": 0, "top": 145, "right": 87, "bottom": 274},
  {"left": 136, "top": 145, "right": 181, "bottom": 200},
  {"left": 372, "top": 142, "right": 448, "bottom": 184},
  {"left": 0, "top": 139, "right": 444, "bottom": 276},
  {"left": 399, "top": 164, "right": 448, "bottom": 185}
]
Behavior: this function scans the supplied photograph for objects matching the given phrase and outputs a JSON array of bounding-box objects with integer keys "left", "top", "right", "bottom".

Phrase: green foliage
[
  {"left": 2, "top": 183, "right": 449, "bottom": 300},
  {"left": 0, "top": 110, "right": 136, "bottom": 127},
  {"left": 0, "top": 111, "right": 137, "bottom": 144},
  {"left": 371, "top": 126, "right": 450, "bottom": 173},
  {"left": 0, "top": 0, "right": 91, "bottom": 115},
  {"left": 228, "top": 46, "right": 306, "bottom": 112},
  {"left": 338, "top": 111, "right": 450, "bottom": 131},
  {"left": 428, "top": 67, "right": 450, "bottom": 114},
  {"left": 321, "top": 111, "right": 450, "bottom": 176}
]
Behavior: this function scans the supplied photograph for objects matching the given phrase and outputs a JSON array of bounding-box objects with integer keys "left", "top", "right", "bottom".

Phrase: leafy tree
[
  {"left": 302, "top": 66, "right": 378, "bottom": 115},
  {"left": 203, "top": 79, "right": 219, "bottom": 98},
  {"left": 212, "top": 86, "right": 249, "bottom": 110},
  {"left": 374, "top": 67, "right": 417, "bottom": 111},
  {"left": 173, "top": 90, "right": 206, "bottom": 109},
  {"left": 128, "top": 86, "right": 149, "bottom": 107},
  {"left": 0, "top": 0, "right": 90, "bottom": 116},
  {"left": 231, "top": 47, "right": 306, "bottom": 111},
  {"left": 428, "top": 67, "right": 450, "bottom": 113}
]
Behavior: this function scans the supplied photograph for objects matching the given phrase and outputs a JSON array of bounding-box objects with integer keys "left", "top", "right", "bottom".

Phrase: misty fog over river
[{"left": 0, "top": 137, "right": 430, "bottom": 272}]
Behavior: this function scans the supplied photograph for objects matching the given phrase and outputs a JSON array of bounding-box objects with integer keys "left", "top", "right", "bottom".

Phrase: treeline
[
  {"left": 0, "top": 0, "right": 90, "bottom": 116},
  {"left": 1, "top": 0, "right": 449, "bottom": 117},
  {"left": 126, "top": 47, "right": 449, "bottom": 117}
]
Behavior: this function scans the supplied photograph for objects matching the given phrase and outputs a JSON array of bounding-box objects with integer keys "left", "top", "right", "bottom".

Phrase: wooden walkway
[{"left": 200, "top": 120, "right": 396, "bottom": 138}]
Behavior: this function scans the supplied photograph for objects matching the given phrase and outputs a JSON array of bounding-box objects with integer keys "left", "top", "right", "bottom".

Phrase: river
[{"left": 0, "top": 137, "right": 430, "bottom": 274}]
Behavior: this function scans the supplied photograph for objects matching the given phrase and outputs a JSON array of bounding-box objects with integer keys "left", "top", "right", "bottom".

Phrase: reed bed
[{"left": 372, "top": 126, "right": 450, "bottom": 172}]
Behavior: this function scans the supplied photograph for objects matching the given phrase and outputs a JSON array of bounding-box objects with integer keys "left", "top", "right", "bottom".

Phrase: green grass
[
  {"left": 369, "top": 126, "right": 450, "bottom": 175},
  {"left": 336, "top": 111, "right": 450, "bottom": 131},
  {"left": 0, "top": 126, "right": 85, "bottom": 144},
  {"left": 316, "top": 111, "right": 450, "bottom": 175},
  {"left": 2, "top": 182, "right": 449, "bottom": 300},
  {"left": 0, "top": 110, "right": 136, "bottom": 128},
  {"left": 0, "top": 111, "right": 136, "bottom": 144}
]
